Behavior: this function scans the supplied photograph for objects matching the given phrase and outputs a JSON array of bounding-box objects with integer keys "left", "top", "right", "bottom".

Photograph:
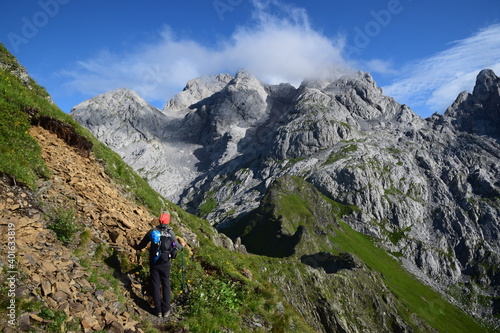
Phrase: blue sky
[{"left": 1, "top": 0, "right": 499, "bottom": 118}]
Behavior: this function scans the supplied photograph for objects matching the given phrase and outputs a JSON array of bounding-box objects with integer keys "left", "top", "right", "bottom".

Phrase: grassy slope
[
  {"left": 329, "top": 220, "right": 485, "bottom": 332},
  {"left": 225, "top": 175, "right": 488, "bottom": 332},
  {"left": 0, "top": 43, "right": 166, "bottom": 214},
  {"left": 0, "top": 44, "right": 52, "bottom": 186},
  {"left": 286, "top": 176, "right": 487, "bottom": 331}
]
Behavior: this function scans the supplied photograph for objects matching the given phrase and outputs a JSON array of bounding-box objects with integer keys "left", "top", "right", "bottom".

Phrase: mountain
[
  {"left": 0, "top": 44, "right": 314, "bottom": 332},
  {"left": 1, "top": 42, "right": 496, "bottom": 331},
  {"left": 1, "top": 43, "right": 483, "bottom": 333},
  {"left": 442, "top": 69, "right": 500, "bottom": 138},
  {"left": 71, "top": 67, "right": 500, "bottom": 327}
]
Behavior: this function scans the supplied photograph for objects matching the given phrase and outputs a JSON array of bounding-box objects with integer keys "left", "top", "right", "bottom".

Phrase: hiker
[{"left": 134, "top": 213, "right": 183, "bottom": 318}]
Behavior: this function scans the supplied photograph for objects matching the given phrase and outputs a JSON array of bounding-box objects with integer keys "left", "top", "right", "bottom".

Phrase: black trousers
[{"left": 150, "top": 263, "right": 171, "bottom": 313}]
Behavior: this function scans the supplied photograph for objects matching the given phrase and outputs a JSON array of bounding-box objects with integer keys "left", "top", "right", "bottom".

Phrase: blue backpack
[{"left": 150, "top": 228, "right": 177, "bottom": 264}]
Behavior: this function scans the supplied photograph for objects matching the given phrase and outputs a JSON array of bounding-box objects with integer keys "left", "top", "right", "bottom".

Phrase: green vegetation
[
  {"left": 386, "top": 147, "right": 402, "bottom": 154},
  {"left": 328, "top": 220, "right": 486, "bottom": 332},
  {"left": 221, "top": 175, "right": 337, "bottom": 257},
  {"left": 328, "top": 198, "right": 361, "bottom": 217},
  {"left": 197, "top": 191, "right": 217, "bottom": 217},
  {"left": 0, "top": 62, "right": 52, "bottom": 187},
  {"left": 384, "top": 186, "right": 404, "bottom": 197},
  {"left": 78, "top": 229, "right": 92, "bottom": 247},
  {"left": 326, "top": 193, "right": 485, "bottom": 331},
  {"left": 46, "top": 207, "right": 80, "bottom": 243},
  {"left": 226, "top": 174, "right": 487, "bottom": 332},
  {"left": 324, "top": 143, "right": 358, "bottom": 164},
  {"left": 153, "top": 206, "right": 311, "bottom": 331},
  {"left": 176, "top": 240, "right": 311, "bottom": 332},
  {"left": 274, "top": 194, "right": 314, "bottom": 234},
  {"left": 387, "top": 226, "right": 412, "bottom": 245},
  {"left": 19, "top": 300, "right": 80, "bottom": 333},
  {"left": 38, "top": 307, "right": 80, "bottom": 333}
]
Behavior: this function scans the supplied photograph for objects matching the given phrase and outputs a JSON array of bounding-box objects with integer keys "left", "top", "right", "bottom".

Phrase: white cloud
[
  {"left": 60, "top": 1, "right": 348, "bottom": 107},
  {"left": 61, "top": 2, "right": 500, "bottom": 116},
  {"left": 361, "top": 59, "right": 397, "bottom": 75},
  {"left": 383, "top": 24, "right": 500, "bottom": 118}
]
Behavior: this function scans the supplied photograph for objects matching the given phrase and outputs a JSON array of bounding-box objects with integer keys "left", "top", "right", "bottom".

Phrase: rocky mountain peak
[
  {"left": 299, "top": 71, "right": 378, "bottom": 94},
  {"left": 72, "top": 88, "right": 159, "bottom": 117},
  {"left": 163, "top": 73, "right": 233, "bottom": 113},
  {"left": 71, "top": 87, "right": 168, "bottom": 149},
  {"left": 443, "top": 69, "right": 500, "bottom": 137},
  {"left": 229, "top": 69, "right": 263, "bottom": 87},
  {"left": 290, "top": 71, "right": 422, "bottom": 141},
  {"left": 473, "top": 68, "right": 500, "bottom": 101}
]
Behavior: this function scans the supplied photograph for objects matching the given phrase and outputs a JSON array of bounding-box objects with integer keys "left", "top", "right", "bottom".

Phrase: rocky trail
[{"left": 0, "top": 125, "right": 188, "bottom": 332}]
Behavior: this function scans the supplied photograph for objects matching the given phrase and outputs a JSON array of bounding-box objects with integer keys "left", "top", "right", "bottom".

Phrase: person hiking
[{"left": 134, "top": 213, "right": 183, "bottom": 318}]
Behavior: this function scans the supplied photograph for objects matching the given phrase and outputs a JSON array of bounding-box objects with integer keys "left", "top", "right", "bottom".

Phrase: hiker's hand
[{"left": 177, "top": 236, "right": 187, "bottom": 247}]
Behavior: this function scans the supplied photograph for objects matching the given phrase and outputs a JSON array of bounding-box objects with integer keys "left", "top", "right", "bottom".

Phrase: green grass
[
  {"left": 158, "top": 207, "right": 313, "bottom": 331},
  {"left": 46, "top": 207, "right": 80, "bottom": 243},
  {"left": 324, "top": 143, "right": 358, "bottom": 165},
  {"left": 38, "top": 308, "right": 73, "bottom": 333},
  {"left": 0, "top": 69, "right": 52, "bottom": 187},
  {"left": 233, "top": 176, "right": 487, "bottom": 332},
  {"left": 329, "top": 199, "right": 361, "bottom": 217},
  {"left": 329, "top": 221, "right": 486, "bottom": 333},
  {"left": 197, "top": 191, "right": 217, "bottom": 217},
  {"left": 178, "top": 241, "right": 312, "bottom": 332},
  {"left": 275, "top": 193, "right": 314, "bottom": 232}
]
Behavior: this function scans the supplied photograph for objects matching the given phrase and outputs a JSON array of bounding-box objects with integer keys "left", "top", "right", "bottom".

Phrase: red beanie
[{"left": 159, "top": 213, "right": 170, "bottom": 224}]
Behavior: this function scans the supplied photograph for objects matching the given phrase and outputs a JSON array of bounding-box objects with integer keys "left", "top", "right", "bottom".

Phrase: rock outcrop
[
  {"left": 163, "top": 73, "right": 233, "bottom": 112},
  {"left": 71, "top": 69, "right": 500, "bottom": 325},
  {"left": 71, "top": 88, "right": 202, "bottom": 201},
  {"left": 442, "top": 69, "right": 500, "bottom": 138}
]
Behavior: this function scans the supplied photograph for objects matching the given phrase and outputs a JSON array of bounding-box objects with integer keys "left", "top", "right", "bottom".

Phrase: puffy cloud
[
  {"left": 383, "top": 24, "right": 500, "bottom": 117},
  {"left": 61, "top": 1, "right": 500, "bottom": 117},
  {"left": 60, "top": 1, "right": 348, "bottom": 106},
  {"left": 361, "top": 59, "right": 397, "bottom": 75}
]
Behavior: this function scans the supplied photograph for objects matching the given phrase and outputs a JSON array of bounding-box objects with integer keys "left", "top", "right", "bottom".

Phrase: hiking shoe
[
  {"left": 157, "top": 313, "right": 163, "bottom": 318},
  {"left": 163, "top": 310, "right": 171, "bottom": 318}
]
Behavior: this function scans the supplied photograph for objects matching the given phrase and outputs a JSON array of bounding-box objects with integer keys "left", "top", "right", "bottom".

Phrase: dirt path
[{"left": 0, "top": 126, "right": 184, "bottom": 332}]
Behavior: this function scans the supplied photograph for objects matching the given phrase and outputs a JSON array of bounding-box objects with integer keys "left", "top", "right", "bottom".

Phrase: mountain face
[{"left": 71, "top": 69, "right": 500, "bottom": 324}]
